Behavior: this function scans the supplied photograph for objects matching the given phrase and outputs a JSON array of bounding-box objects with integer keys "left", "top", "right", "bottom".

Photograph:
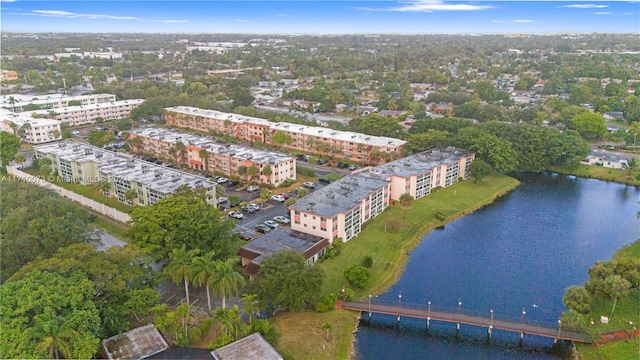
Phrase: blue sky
[{"left": 1, "top": 1, "right": 639, "bottom": 34}]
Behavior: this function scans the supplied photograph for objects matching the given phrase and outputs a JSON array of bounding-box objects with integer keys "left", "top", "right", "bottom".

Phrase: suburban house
[
  {"left": 129, "top": 128, "right": 296, "bottom": 186},
  {"left": 102, "top": 324, "right": 168, "bottom": 360},
  {"left": 211, "top": 333, "right": 283, "bottom": 360},
  {"left": 237, "top": 228, "right": 330, "bottom": 280}
]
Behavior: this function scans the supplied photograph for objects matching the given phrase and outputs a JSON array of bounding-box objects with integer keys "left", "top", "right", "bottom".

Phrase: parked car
[
  {"left": 318, "top": 177, "right": 332, "bottom": 184},
  {"left": 255, "top": 224, "right": 272, "bottom": 234},
  {"left": 217, "top": 197, "right": 228, "bottom": 204},
  {"left": 216, "top": 177, "right": 229, "bottom": 184},
  {"left": 264, "top": 220, "right": 279, "bottom": 229},
  {"left": 317, "top": 159, "right": 328, "bottom": 165},
  {"left": 241, "top": 205, "right": 255, "bottom": 214},
  {"left": 303, "top": 181, "right": 316, "bottom": 189},
  {"left": 273, "top": 216, "right": 291, "bottom": 224},
  {"left": 296, "top": 154, "right": 307, "bottom": 162},
  {"left": 247, "top": 203, "right": 261, "bottom": 211},
  {"left": 247, "top": 185, "right": 260, "bottom": 192},
  {"left": 281, "top": 192, "right": 290, "bottom": 199},
  {"left": 71, "top": 130, "right": 80, "bottom": 135},
  {"left": 226, "top": 180, "right": 241, "bottom": 187},
  {"left": 271, "top": 194, "right": 285, "bottom": 202},
  {"left": 228, "top": 211, "right": 244, "bottom": 219},
  {"left": 238, "top": 233, "right": 252, "bottom": 241},
  {"left": 349, "top": 165, "right": 359, "bottom": 171},
  {"left": 337, "top": 162, "right": 349, "bottom": 169}
]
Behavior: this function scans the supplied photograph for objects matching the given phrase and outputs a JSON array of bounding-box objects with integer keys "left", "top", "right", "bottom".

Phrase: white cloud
[
  {"left": 357, "top": 0, "right": 494, "bottom": 13},
  {"left": 10, "top": 9, "right": 188, "bottom": 23},
  {"left": 235, "top": 19, "right": 253, "bottom": 23},
  {"left": 592, "top": 11, "right": 613, "bottom": 15},
  {"left": 1, "top": 0, "right": 18, "bottom": 3},
  {"left": 561, "top": 4, "right": 609, "bottom": 9},
  {"left": 622, "top": 12, "right": 635, "bottom": 15}
]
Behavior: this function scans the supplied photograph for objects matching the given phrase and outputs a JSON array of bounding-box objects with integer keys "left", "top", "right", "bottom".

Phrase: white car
[
  {"left": 71, "top": 130, "right": 80, "bottom": 135},
  {"left": 228, "top": 211, "right": 244, "bottom": 219},
  {"left": 264, "top": 220, "right": 279, "bottom": 228},
  {"left": 217, "top": 197, "right": 228, "bottom": 204},
  {"left": 217, "top": 177, "right": 229, "bottom": 184},
  {"left": 271, "top": 194, "right": 285, "bottom": 202},
  {"left": 303, "top": 181, "right": 316, "bottom": 189},
  {"left": 273, "top": 216, "right": 290, "bottom": 224},
  {"left": 247, "top": 185, "right": 260, "bottom": 192}
]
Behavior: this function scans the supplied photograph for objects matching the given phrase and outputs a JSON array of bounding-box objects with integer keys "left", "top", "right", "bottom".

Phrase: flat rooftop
[
  {"left": 34, "top": 141, "right": 211, "bottom": 194},
  {"left": 238, "top": 228, "right": 329, "bottom": 266},
  {"left": 289, "top": 173, "right": 390, "bottom": 217},
  {"left": 131, "top": 127, "right": 294, "bottom": 164},
  {"left": 0, "top": 108, "right": 60, "bottom": 127},
  {"left": 1, "top": 93, "right": 116, "bottom": 107},
  {"left": 368, "top": 147, "right": 473, "bottom": 178},
  {"left": 29, "top": 99, "right": 144, "bottom": 115},
  {"left": 102, "top": 323, "right": 169, "bottom": 360},
  {"left": 165, "top": 106, "right": 407, "bottom": 148},
  {"left": 211, "top": 333, "right": 282, "bottom": 360}
]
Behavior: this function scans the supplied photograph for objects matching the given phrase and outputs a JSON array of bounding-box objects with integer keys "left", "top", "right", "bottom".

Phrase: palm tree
[
  {"left": 124, "top": 188, "right": 138, "bottom": 205},
  {"left": 164, "top": 245, "right": 200, "bottom": 305},
  {"left": 175, "top": 302, "right": 193, "bottom": 340},
  {"left": 398, "top": 193, "right": 414, "bottom": 220},
  {"left": 262, "top": 165, "right": 273, "bottom": 184},
  {"left": 622, "top": 158, "right": 638, "bottom": 175},
  {"left": 240, "top": 293, "right": 259, "bottom": 325},
  {"left": 604, "top": 275, "right": 631, "bottom": 318},
  {"left": 97, "top": 179, "right": 111, "bottom": 196},
  {"left": 247, "top": 165, "right": 259, "bottom": 185},
  {"left": 26, "top": 308, "right": 76, "bottom": 359},
  {"left": 213, "top": 307, "right": 233, "bottom": 338},
  {"left": 8, "top": 96, "right": 17, "bottom": 112},
  {"left": 199, "top": 149, "right": 210, "bottom": 172},
  {"left": 174, "top": 141, "right": 187, "bottom": 164},
  {"left": 191, "top": 251, "right": 217, "bottom": 312},
  {"left": 237, "top": 165, "right": 248, "bottom": 183},
  {"left": 210, "top": 258, "right": 245, "bottom": 310},
  {"left": 128, "top": 136, "right": 143, "bottom": 154},
  {"left": 14, "top": 154, "right": 26, "bottom": 169},
  {"left": 322, "top": 322, "right": 333, "bottom": 341}
]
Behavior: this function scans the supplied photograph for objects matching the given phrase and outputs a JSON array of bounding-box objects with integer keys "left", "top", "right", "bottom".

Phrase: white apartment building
[
  {"left": 29, "top": 99, "right": 144, "bottom": 126},
  {"left": 34, "top": 141, "right": 215, "bottom": 207},
  {"left": 0, "top": 108, "right": 61, "bottom": 144},
  {"left": 1, "top": 93, "right": 117, "bottom": 113}
]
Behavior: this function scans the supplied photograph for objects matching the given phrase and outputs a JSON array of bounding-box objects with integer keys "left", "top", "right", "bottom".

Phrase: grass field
[
  {"left": 318, "top": 174, "right": 521, "bottom": 298},
  {"left": 551, "top": 164, "right": 640, "bottom": 187},
  {"left": 273, "top": 310, "right": 357, "bottom": 360}
]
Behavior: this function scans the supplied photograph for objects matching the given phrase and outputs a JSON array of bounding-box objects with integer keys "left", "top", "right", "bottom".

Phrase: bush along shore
[{"left": 275, "top": 174, "right": 521, "bottom": 360}]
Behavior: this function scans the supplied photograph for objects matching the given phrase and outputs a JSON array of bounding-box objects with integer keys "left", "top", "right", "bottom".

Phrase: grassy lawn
[
  {"left": 325, "top": 173, "right": 344, "bottom": 181},
  {"left": 91, "top": 213, "right": 131, "bottom": 240},
  {"left": 273, "top": 310, "right": 357, "bottom": 360},
  {"left": 318, "top": 174, "right": 521, "bottom": 298},
  {"left": 550, "top": 164, "right": 640, "bottom": 186},
  {"left": 54, "top": 180, "right": 134, "bottom": 213},
  {"left": 576, "top": 239, "right": 640, "bottom": 359}
]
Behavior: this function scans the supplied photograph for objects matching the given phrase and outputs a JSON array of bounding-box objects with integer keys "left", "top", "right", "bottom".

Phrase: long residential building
[
  {"left": 164, "top": 106, "right": 406, "bottom": 165},
  {"left": 29, "top": 99, "right": 144, "bottom": 126},
  {"left": 289, "top": 147, "right": 474, "bottom": 242},
  {"left": 1, "top": 93, "right": 117, "bottom": 112},
  {"left": 34, "top": 141, "right": 215, "bottom": 206},
  {"left": 0, "top": 108, "right": 62, "bottom": 144},
  {"left": 129, "top": 128, "right": 296, "bottom": 186}
]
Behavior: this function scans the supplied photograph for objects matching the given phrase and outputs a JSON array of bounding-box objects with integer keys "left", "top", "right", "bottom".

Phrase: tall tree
[
  {"left": 562, "top": 286, "right": 591, "bottom": 314},
  {"left": 603, "top": 275, "right": 631, "bottom": 318},
  {"left": 210, "top": 258, "right": 245, "bottom": 310},
  {"left": 240, "top": 293, "right": 259, "bottom": 326},
  {"left": 0, "top": 131, "right": 21, "bottom": 170},
  {"left": 26, "top": 308, "right": 77, "bottom": 359},
  {"left": 164, "top": 246, "right": 200, "bottom": 305},
  {"left": 398, "top": 193, "right": 414, "bottom": 220},
  {"left": 190, "top": 251, "right": 218, "bottom": 313}
]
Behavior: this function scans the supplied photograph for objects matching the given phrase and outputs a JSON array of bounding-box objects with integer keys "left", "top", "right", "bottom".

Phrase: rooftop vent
[
  {"left": 84, "top": 148, "right": 93, "bottom": 156},
  {"left": 388, "top": 141, "right": 394, "bottom": 144},
  {"left": 330, "top": 132, "right": 337, "bottom": 135},
  {"left": 95, "top": 152, "right": 103, "bottom": 159},
  {"left": 326, "top": 190, "right": 335, "bottom": 199},
  {"left": 73, "top": 145, "right": 80, "bottom": 152},
  {"left": 154, "top": 169, "right": 162, "bottom": 178},
  {"left": 351, "top": 135, "right": 356, "bottom": 139},
  {"left": 299, "top": 127, "right": 304, "bottom": 130},
  {"left": 126, "top": 160, "right": 135, "bottom": 168},
  {"left": 172, "top": 174, "right": 180, "bottom": 181},
  {"left": 365, "top": 137, "right": 371, "bottom": 141},
  {"left": 404, "top": 160, "right": 411, "bottom": 166}
]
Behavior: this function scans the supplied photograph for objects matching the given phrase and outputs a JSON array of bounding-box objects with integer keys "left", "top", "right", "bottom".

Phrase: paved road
[
  {"left": 590, "top": 144, "right": 640, "bottom": 160},
  {"left": 95, "top": 230, "right": 127, "bottom": 251}
]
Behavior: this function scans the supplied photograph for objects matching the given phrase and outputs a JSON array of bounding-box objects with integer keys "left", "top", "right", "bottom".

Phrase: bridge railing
[{"left": 360, "top": 298, "right": 565, "bottom": 330}]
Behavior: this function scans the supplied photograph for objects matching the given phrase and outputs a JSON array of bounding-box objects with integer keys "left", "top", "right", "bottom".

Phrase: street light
[
  {"left": 490, "top": 309, "right": 494, "bottom": 327},
  {"left": 557, "top": 320, "right": 562, "bottom": 340},
  {"left": 521, "top": 307, "right": 526, "bottom": 324},
  {"left": 458, "top": 301, "right": 462, "bottom": 315},
  {"left": 428, "top": 301, "right": 431, "bottom": 317},
  {"left": 368, "top": 294, "right": 372, "bottom": 316},
  {"left": 398, "top": 294, "right": 402, "bottom": 308}
]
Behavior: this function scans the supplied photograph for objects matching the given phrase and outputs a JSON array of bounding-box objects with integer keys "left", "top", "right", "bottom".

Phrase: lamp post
[
  {"left": 368, "top": 294, "right": 372, "bottom": 317},
  {"left": 521, "top": 307, "right": 526, "bottom": 324},
  {"left": 490, "top": 309, "right": 494, "bottom": 327},
  {"left": 428, "top": 301, "right": 431, "bottom": 317},
  {"left": 398, "top": 294, "right": 402, "bottom": 308},
  {"left": 556, "top": 320, "right": 562, "bottom": 343},
  {"left": 458, "top": 301, "right": 462, "bottom": 315}
]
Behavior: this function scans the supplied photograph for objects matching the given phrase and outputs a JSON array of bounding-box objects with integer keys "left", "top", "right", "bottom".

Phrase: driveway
[{"left": 95, "top": 230, "right": 127, "bottom": 251}]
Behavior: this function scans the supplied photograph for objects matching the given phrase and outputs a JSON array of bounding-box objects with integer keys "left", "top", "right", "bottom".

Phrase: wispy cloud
[
  {"left": 492, "top": 19, "right": 535, "bottom": 23},
  {"left": 235, "top": 19, "right": 253, "bottom": 23},
  {"left": 277, "top": 14, "right": 289, "bottom": 17},
  {"left": 7, "top": 9, "right": 188, "bottom": 23},
  {"left": 592, "top": 11, "right": 613, "bottom": 15},
  {"left": 357, "top": 0, "right": 494, "bottom": 13},
  {"left": 0, "top": 0, "right": 18, "bottom": 3},
  {"left": 561, "top": 4, "right": 609, "bottom": 9}
]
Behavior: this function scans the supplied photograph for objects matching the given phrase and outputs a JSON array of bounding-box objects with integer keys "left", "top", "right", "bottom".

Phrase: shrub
[
  {"left": 435, "top": 212, "right": 447, "bottom": 222},
  {"left": 279, "top": 178, "right": 296, "bottom": 187},
  {"left": 315, "top": 293, "right": 338, "bottom": 312},
  {"left": 362, "top": 255, "right": 373, "bottom": 268},
  {"left": 251, "top": 319, "right": 280, "bottom": 345},
  {"left": 344, "top": 264, "right": 371, "bottom": 289},
  {"left": 339, "top": 288, "right": 355, "bottom": 301},
  {"left": 386, "top": 218, "right": 403, "bottom": 232}
]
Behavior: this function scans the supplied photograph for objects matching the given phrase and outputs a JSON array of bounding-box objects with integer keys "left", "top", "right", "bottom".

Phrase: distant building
[
  {"left": 0, "top": 70, "right": 18, "bottom": 81},
  {"left": 1, "top": 93, "right": 117, "bottom": 113},
  {"left": 238, "top": 228, "right": 330, "bottom": 280},
  {"left": 211, "top": 333, "right": 283, "bottom": 360},
  {"left": 29, "top": 99, "right": 144, "bottom": 126},
  {"left": 34, "top": 141, "right": 215, "bottom": 206},
  {"left": 102, "top": 324, "right": 168, "bottom": 360},
  {"left": 0, "top": 108, "right": 62, "bottom": 144}
]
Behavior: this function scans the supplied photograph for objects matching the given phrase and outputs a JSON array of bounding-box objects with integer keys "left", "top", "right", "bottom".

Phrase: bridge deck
[{"left": 340, "top": 301, "right": 591, "bottom": 343}]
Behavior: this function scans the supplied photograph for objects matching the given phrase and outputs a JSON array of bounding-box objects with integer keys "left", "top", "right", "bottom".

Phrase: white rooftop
[
  {"left": 0, "top": 108, "right": 60, "bottom": 127},
  {"left": 1, "top": 93, "right": 116, "bottom": 108},
  {"left": 29, "top": 99, "right": 144, "bottom": 115}
]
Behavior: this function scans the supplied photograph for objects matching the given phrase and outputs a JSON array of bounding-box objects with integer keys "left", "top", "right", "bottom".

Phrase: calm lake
[{"left": 355, "top": 172, "right": 639, "bottom": 359}]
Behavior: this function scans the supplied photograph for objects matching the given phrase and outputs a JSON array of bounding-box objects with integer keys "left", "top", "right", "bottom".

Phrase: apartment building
[
  {"left": 1, "top": 70, "right": 18, "bottom": 82},
  {"left": 289, "top": 147, "right": 474, "bottom": 242},
  {"left": 1, "top": 93, "right": 117, "bottom": 113},
  {"left": 289, "top": 174, "right": 391, "bottom": 242},
  {"left": 164, "top": 106, "right": 406, "bottom": 165},
  {"left": 129, "top": 128, "right": 296, "bottom": 186},
  {"left": 34, "top": 141, "right": 215, "bottom": 206},
  {"left": 0, "top": 108, "right": 62, "bottom": 144},
  {"left": 29, "top": 99, "right": 144, "bottom": 126}
]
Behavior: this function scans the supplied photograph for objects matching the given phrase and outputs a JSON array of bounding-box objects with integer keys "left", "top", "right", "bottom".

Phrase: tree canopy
[
  {"left": 0, "top": 131, "right": 22, "bottom": 169},
  {"left": 250, "top": 250, "right": 325, "bottom": 312}
]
